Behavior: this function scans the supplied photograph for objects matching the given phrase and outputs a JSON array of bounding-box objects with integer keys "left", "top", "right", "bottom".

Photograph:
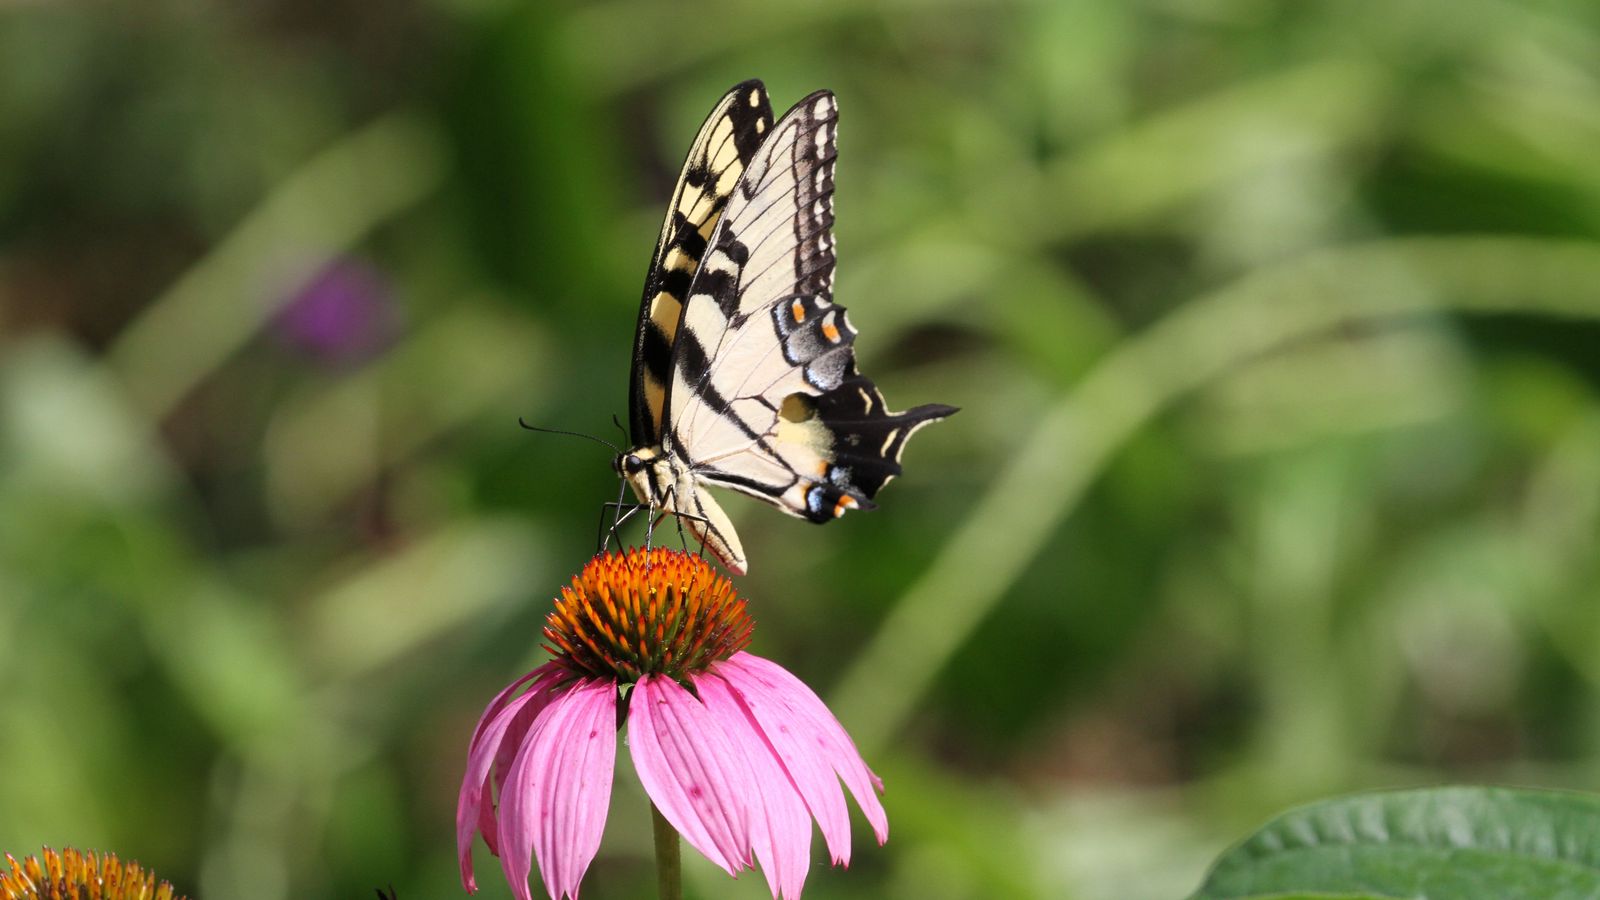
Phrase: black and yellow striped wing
[
  {"left": 665, "top": 90, "right": 957, "bottom": 526},
  {"left": 627, "top": 80, "right": 775, "bottom": 447}
]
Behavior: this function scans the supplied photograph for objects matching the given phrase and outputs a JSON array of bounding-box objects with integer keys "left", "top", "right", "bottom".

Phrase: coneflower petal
[
  {"left": 720, "top": 654, "right": 887, "bottom": 844},
  {"left": 712, "top": 657, "right": 855, "bottom": 865},
  {"left": 468, "top": 662, "right": 561, "bottom": 753},
  {"left": 696, "top": 671, "right": 813, "bottom": 898},
  {"left": 498, "top": 679, "right": 617, "bottom": 900},
  {"left": 535, "top": 680, "right": 618, "bottom": 899},
  {"left": 472, "top": 663, "right": 567, "bottom": 854},
  {"left": 458, "top": 671, "right": 565, "bottom": 892},
  {"left": 627, "top": 675, "right": 752, "bottom": 877}
]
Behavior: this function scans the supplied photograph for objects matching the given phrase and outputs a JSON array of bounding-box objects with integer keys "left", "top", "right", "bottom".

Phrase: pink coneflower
[{"left": 457, "top": 548, "right": 887, "bottom": 900}]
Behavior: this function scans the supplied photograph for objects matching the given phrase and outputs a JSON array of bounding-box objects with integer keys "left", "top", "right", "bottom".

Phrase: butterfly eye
[{"left": 624, "top": 454, "right": 645, "bottom": 474}]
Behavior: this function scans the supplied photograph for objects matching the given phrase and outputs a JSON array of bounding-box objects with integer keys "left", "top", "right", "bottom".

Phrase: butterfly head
[
  {"left": 613, "top": 446, "right": 668, "bottom": 503},
  {"left": 613, "top": 451, "right": 648, "bottom": 477},
  {"left": 613, "top": 445, "right": 676, "bottom": 511}
]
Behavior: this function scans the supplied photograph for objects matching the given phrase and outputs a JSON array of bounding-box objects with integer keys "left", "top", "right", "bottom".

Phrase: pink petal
[
  {"left": 498, "top": 679, "right": 618, "bottom": 900},
  {"left": 695, "top": 671, "right": 813, "bottom": 898},
  {"left": 536, "top": 682, "right": 619, "bottom": 898},
  {"left": 457, "top": 669, "right": 565, "bottom": 893},
  {"left": 469, "top": 662, "right": 567, "bottom": 860},
  {"left": 493, "top": 696, "right": 569, "bottom": 900},
  {"left": 720, "top": 654, "right": 887, "bottom": 845},
  {"left": 469, "top": 662, "right": 561, "bottom": 750},
  {"left": 626, "top": 675, "right": 752, "bottom": 876},
  {"left": 493, "top": 686, "right": 555, "bottom": 804},
  {"left": 481, "top": 681, "right": 564, "bottom": 856},
  {"left": 713, "top": 659, "right": 854, "bottom": 865}
]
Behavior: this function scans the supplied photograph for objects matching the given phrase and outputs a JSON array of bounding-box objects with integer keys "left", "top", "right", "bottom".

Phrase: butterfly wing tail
[{"left": 814, "top": 377, "right": 957, "bottom": 502}]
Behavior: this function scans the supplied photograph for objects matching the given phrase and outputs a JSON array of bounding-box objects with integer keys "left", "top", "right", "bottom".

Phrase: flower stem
[{"left": 650, "top": 801, "right": 681, "bottom": 900}]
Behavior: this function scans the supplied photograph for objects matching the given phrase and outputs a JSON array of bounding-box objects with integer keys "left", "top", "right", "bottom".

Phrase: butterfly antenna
[
  {"left": 611, "top": 414, "right": 629, "bottom": 446},
  {"left": 518, "top": 418, "right": 621, "bottom": 455}
]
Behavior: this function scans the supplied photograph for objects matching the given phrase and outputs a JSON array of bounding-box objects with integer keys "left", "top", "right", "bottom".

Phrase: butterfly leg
[
  {"left": 595, "top": 501, "right": 615, "bottom": 553},
  {"left": 667, "top": 507, "right": 714, "bottom": 562},
  {"left": 672, "top": 508, "right": 689, "bottom": 551},
  {"left": 599, "top": 477, "right": 633, "bottom": 552},
  {"left": 651, "top": 484, "right": 714, "bottom": 559},
  {"left": 649, "top": 507, "right": 705, "bottom": 551},
  {"left": 648, "top": 485, "right": 676, "bottom": 554},
  {"left": 610, "top": 475, "right": 628, "bottom": 535},
  {"left": 596, "top": 501, "right": 646, "bottom": 554}
]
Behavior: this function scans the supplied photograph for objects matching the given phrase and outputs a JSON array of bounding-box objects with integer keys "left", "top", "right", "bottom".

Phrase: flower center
[
  {"left": 2, "top": 847, "right": 187, "bottom": 900},
  {"left": 544, "top": 548, "right": 753, "bottom": 683}
]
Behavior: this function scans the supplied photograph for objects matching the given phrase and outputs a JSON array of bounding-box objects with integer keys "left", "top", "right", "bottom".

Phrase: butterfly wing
[
  {"left": 628, "top": 80, "right": 775, "bottom": 448},
  {"left": 665, "top": 90, "right": 957, "bottom": 530}
]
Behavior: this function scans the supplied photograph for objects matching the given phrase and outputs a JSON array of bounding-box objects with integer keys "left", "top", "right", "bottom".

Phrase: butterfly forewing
[
  {"left": 668, "top": 90, "right": 837, "bottom": 434},
  {"left": 617, "top": 82, "right": 955, "bottom": 574},
  {"left": 628, "top": 80, "right": 775, "bottom": 447},
  {"left": 666, "top": 90, "right": 956, "bottom": 529}
]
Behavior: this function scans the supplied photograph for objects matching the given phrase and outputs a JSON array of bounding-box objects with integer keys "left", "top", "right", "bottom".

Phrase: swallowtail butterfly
[{"left": 614, "top": 80, "right": 956, "bottom": 574}]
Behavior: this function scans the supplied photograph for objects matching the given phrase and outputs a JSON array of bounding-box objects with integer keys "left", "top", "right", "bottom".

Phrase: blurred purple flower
[{"left": 275, "top": 259, "right": 398, "bottom": 365}]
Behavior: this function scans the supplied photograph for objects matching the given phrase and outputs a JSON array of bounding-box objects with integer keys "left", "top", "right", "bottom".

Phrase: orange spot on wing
[
  {"left": 822, "top": 321, "right": 840, "bottom": 342},
  {"left": 832, "top": 495, "right": 858, "bottom": 518},
  {"left": 791, "top": 299, "right": 806, "bottom": 323}
]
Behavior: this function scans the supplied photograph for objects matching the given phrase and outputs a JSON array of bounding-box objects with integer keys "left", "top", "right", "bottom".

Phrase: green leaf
[{"left": 1193, "top": 787, "right": 1600, "bottom": 900}]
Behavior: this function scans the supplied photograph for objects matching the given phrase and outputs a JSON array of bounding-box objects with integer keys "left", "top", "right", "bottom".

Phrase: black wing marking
[{"left": 627, "top": 80, "right": 774, "bottom": 447}]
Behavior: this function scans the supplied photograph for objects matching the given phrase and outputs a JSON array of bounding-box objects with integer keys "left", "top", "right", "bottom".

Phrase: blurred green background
[{"left": 5, "top": 0, "right": 1600, "bottom": 897}]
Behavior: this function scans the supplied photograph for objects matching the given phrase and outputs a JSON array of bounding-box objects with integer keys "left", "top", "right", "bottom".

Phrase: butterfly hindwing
[{"left": 627, "top": 80, "right": 775, "bottom": 447}]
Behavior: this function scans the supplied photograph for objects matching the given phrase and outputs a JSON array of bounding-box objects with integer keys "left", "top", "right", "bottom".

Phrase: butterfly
[{"left": 611, "top": 79, "right": 956, "bottom": 575}]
